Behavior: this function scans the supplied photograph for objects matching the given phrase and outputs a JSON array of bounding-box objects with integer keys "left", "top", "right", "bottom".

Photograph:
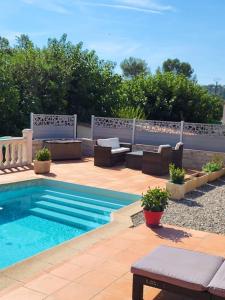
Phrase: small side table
[{"left": 126, "top": 151, "right": 143, "bottom": 170}]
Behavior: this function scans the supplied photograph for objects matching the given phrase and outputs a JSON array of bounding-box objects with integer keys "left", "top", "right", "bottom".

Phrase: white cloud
[
  {"left": 80, "top": 0, "right": 174, "bottom": 14},
  {"left": 21, "top": 0, "right": 173, "bottom": 15},
  {"left": 118, "top": 0, "right": 173, "bottom": 12},
  {"left": 21, "top": 0, "right": 70, "bottom": 14}
]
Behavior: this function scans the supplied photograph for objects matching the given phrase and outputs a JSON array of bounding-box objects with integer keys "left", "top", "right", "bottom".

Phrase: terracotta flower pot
[
  {"left": 34, "top": 160, "right": 51, "bottom": 174},
  {"left": 143, "top": 210, "right": 163, "bottom": 227}
]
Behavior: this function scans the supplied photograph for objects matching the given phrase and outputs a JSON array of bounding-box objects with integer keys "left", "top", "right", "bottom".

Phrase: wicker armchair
[
  {"left": 172, "top": 142, "right": 184, "bottom": 169},
  {"left": 94, "top": 138, "right": 132, "bottom": 167},
  {"left": 142, "top": 145, "right": 172, "bottom": 176}
]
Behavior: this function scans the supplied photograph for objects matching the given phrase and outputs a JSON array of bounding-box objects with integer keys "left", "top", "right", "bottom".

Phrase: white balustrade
[{"left": 0, "top": 129, "right": 33, "bottom": 170}]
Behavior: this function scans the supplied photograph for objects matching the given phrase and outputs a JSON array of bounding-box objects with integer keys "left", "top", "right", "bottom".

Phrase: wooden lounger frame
[{"left": 132, "top": 274, "right": 224, "bottom": 300}]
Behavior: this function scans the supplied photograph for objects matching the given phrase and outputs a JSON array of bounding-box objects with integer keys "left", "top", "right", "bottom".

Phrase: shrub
[
  {"left": 141, "top": 187, "right": 169, "bottom": 212},
  {"left": 202, "top": 160, "right": 223, "bottom": 173},
  {"left": 169, "top": 164, "right": 185, "bottom": 184},
  {"left": 35, "top": 148, "right": 51, "bottom": 161},
  {"left": 116, "top": 106, "right": 146, "bottom": 119}
]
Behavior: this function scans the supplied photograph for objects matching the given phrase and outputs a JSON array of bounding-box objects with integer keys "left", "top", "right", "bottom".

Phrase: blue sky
[{"left": 0, "top": 0, "right": 225, "bottom": 84}]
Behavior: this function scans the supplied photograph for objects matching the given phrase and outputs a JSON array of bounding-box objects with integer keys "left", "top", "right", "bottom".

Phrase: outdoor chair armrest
[{"left": 120, "top": 143, "right": 132, "bottom": 151}]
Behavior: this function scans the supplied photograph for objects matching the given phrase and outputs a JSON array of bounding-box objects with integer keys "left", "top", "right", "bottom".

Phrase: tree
[
  {"left": 15, "top": 34, "right": 34, "bottom": 49},
  {"left": 119, "top": 72, "right": 223, "bottom": 123},
  {"left": 0, "top": 34, "right": 222, "bottom": 136},
  {"left": 0, "top": 37, "right": 11, "bottom": 53},
  {"left": 120, "top": 57, "right": 149, "bottom": 78},
  {"left": 162, "top": 58, "right": 194, "bottom": 79}
]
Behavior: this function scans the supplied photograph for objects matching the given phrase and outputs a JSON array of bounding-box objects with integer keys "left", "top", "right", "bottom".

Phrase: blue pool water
[{"left": 0, "top": 179, "right": 140, "bottom": 269}]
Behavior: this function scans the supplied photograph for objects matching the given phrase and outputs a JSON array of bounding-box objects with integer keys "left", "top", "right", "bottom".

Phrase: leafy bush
[
  {"left": 169, "top": 164, "right": 185, "bottom": 184},
  {"left": 116, "top": 106, "right": 146, "bottom": 119},
  {"left": 35, "top": 148, "right": 51, "bottom": 161},
  {"left": 202, "top": 159, "right": 223, "bottom": 173},
  {"left": 141, "top": 187, "right": 169, "bottom": 212}
]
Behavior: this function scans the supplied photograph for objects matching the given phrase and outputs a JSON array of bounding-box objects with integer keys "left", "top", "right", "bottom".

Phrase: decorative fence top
[
  {"left": 183, "top": 122, "right": 225, "bottom": 136},
  {"left": 94, "top": 117, "right": 133, "bottom": 129},
  {"left": 135, "top": 120, "right": 181, "bottom": 135},
  {"left": 33, "top": 114, "right": 75, "bottom": 127}
]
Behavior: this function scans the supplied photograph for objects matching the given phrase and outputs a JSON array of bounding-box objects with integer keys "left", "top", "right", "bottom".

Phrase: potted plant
[
  {"left": 34, "top": 148, "right": 51, "bottom": 174},
  {"left": 202, "top": 157, "right": 225, "bottom": 182},
  {"left": 141, "top": 187, "right": 169, "bottom": 226},
  {"left": 166, "top": 164, "right": 187, "bottom": 199}
]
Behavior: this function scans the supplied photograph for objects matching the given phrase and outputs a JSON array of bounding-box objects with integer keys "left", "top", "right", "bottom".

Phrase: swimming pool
[{"left": 0, "top": 179, "right": 140, "bottom": 269}]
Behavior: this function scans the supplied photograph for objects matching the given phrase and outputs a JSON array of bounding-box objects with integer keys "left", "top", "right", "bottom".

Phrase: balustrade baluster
[
  {"left": 0, "top": 144, "right": 3, "bottom": 169},
  {"left": 4, "top": 144, "right": 10, "bottom": 168},
  {"left": 11, "top": 144, "right": 17, "bottom": 167},
  {"left": 17, "top": 143, "right": 23, "bottom": 165}
]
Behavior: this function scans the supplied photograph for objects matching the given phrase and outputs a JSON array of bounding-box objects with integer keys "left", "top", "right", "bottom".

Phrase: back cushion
[
  {"left": 175, "top": 142, "right": 184, "bottom": 150},
  {"left": 158, "top": 144, "right": 171, "bottom": 153},
  {"left": 97, "top": 138, "right": 120, "bottom": 149}
]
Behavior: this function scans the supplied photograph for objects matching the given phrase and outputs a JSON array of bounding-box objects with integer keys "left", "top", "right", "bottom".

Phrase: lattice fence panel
[{"left": 32, "top": 114, "right": 76, "bottom": 139}]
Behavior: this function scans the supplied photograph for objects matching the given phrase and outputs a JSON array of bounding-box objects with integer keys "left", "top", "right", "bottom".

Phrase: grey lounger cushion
[
  {"left": 208, "top": 261, "right": 225, "bottom": 297},
  {"left": 131, "top": 245, "right": 224, "bottom": 292}
]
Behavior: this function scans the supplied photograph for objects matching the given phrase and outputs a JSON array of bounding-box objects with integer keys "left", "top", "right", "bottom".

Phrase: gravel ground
[{"left": 131, "top": 178, "right": 225, "bottom": 235}]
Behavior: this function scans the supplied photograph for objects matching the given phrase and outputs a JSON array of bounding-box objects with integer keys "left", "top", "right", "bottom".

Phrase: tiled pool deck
[{"left": 0, "top": 158, "right": 224, "bottom": 300}]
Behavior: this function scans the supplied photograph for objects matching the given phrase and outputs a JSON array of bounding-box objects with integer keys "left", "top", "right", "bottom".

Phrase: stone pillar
[{"left": 23, "top": 129, "right": 33, "bottom": 164}]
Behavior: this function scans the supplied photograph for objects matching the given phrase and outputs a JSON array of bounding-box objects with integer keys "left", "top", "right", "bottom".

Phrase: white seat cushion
[
  {"left": 175, "top": 142, "right": 184, "bottom": 150},
  {"left": 158, "top": 144, "right": 171, "bottom": 153},
  {"left": 111, "top": 147, "right": 130, "bottom": 154},
  {"left": 97, "top": 138, "right": 120, "bottom": 149}
]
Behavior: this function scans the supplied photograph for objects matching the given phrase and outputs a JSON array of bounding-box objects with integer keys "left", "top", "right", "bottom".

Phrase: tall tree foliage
[
  {"left": 0, "top": 35, "right": 223, "bottom": 135},
  {"left": 120, "top": 57, "right": 149, "bottom": 78},
  {"left": 162, "top": 58, "right": 194, "bottom": 79},
  {"left": 119, "top": 73, "right": 223, "bottom": 123}
]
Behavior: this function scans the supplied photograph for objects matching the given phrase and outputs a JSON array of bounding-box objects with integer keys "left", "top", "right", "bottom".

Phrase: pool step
[
  {"left": 30, "top": 207, "right": 100, "bottom": 230},
  {"left": 35, "top": 200, "right": 109, "bottom": 224},
  {"left": 37, "top": 194, "right": 115, "bottom": 215},
  {"left": 43, "top": 189, "right": 124, "bottom": 210}
]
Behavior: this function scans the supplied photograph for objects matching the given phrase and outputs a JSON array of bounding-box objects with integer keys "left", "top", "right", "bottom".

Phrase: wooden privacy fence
[
  {"left": 31, "top": 113, "right": 77, "bottom": 139},
  {"left": 91, "top": 116, "right": 225, "bottom": 153}
]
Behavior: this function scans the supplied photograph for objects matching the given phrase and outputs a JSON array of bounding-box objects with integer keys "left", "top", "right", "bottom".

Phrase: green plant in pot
[
  {"left": 34, "top": 148, "right": 51, "bottom": 174},
  {"left": 166, "top": 164, "right": 186, "bottom": 200},
  {"left": 202, "top": 156, "right": 224, "bottom": 182},
  {"left": 202, "top": 159, "right": 223, "bottom": 173},
  {"left": 141, "top": 187, "right": 169, "bottom": 227},
  {"left": 169, "top": 164, "right": 185, "bottom": 184}
]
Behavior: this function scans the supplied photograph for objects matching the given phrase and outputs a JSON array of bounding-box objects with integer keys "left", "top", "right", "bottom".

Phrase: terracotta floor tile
[
  {"left": 111, "top": 248, "right": 144, "bottom": 265},
  {"left": 45, "top": 282, "right": 99, "bottom": 300},
  {"left": 50, "top": 262, "right": 91, "bottom": 281},
  {"left": 76, "top": 270, "right": 117, "bottom": 290},
  {"left": 25, "top": 273, "right": 69, "bottom": 295},
  {"left": 91, "top": 290, "right": 131, "bottom": 300},
  {"left": 0, "top": 287, "right": 45, "bottom": 300},
  {"left": 97, "top": 260, "right": 128, "bottom": 277},
  {"left": 69, "top": 253, "right": 105, "bottom": 268},
  {"left": 103, "top": 236, "right": 135, "bottom": 251},
  {"left": 100, "top": 275, "right": 132, "bottom": 299},
  {"left": 86, "top": 244, "right": 121, "bottom": 258}
]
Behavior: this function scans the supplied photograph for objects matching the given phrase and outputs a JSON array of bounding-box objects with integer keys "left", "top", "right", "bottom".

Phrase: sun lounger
[{"left": 131, "top": 245, "right": 225, "bottom": 300}]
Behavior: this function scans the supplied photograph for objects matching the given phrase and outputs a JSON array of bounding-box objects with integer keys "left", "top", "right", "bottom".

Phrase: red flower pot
[{"left": 143, "top": 210, "right": 163, "bottom": 227}]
